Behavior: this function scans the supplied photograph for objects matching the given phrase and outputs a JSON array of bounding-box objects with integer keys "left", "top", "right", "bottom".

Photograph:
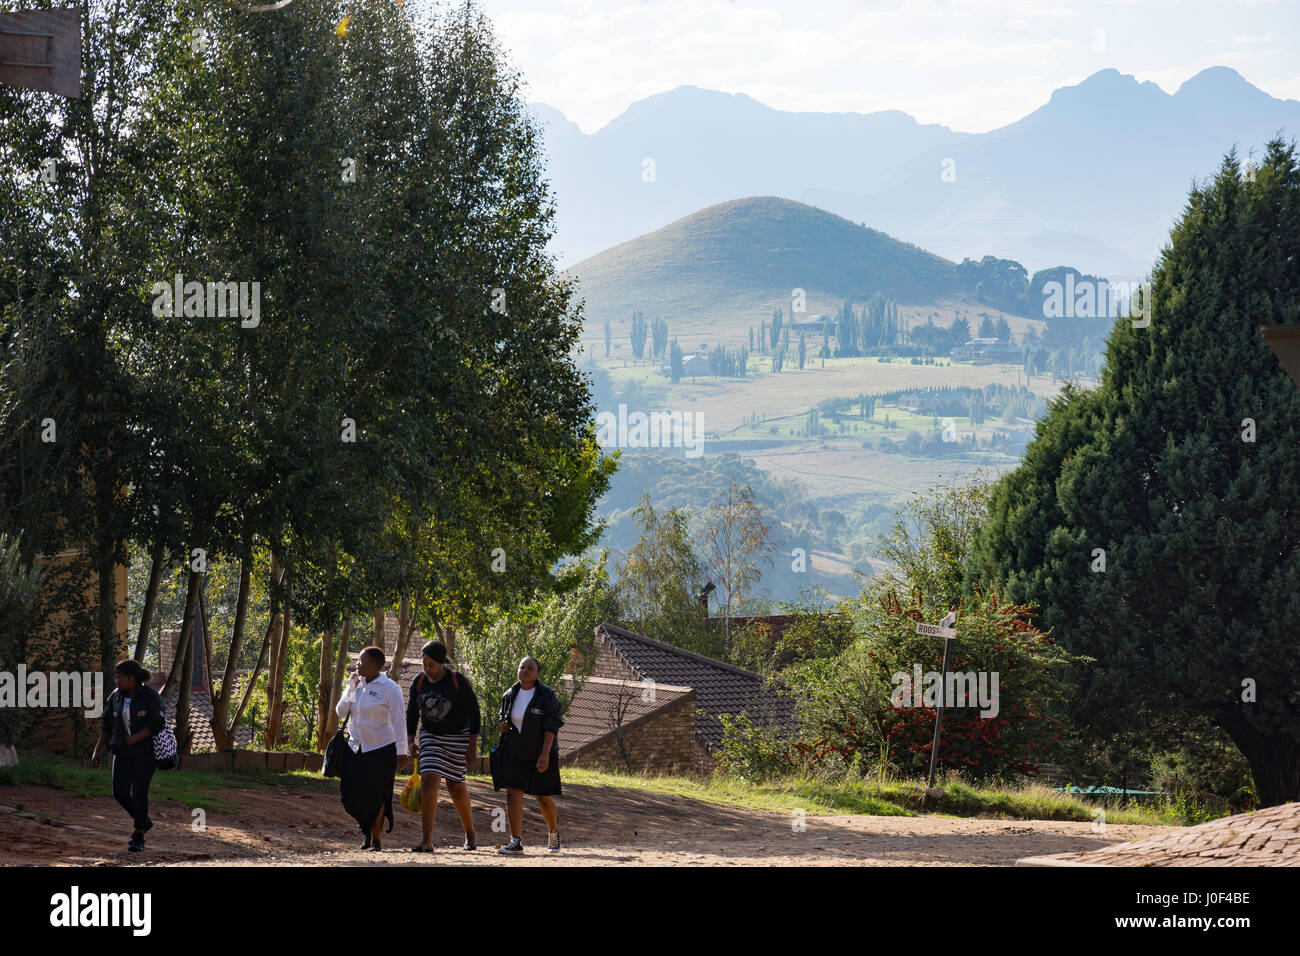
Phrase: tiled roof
[
  {"left": 555, "top": 675, "right": 693, "bottom": 756},
  {"left": 595, "top": 622, "right": 798, "bottom": 751},
  {"left": 156, "top": 685, "right": 254, "bottom": 753},
  {"left": 148, "top": 670, "right": 255, "bottom": 752}
]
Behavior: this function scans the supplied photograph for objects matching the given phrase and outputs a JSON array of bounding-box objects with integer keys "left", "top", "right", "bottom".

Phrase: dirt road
[{"left": 0, "top": 777, "right": 1170, "bottom": 867}]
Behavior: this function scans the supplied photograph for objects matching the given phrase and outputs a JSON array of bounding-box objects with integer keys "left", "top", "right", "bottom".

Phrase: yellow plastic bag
[{"left": 400, "top": 756, "right": 421, "bottom": 813}]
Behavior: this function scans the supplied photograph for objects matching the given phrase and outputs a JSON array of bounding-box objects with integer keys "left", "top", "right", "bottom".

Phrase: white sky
[{"left": 464, "top": 0, "right": 1300, "bottom": 134}]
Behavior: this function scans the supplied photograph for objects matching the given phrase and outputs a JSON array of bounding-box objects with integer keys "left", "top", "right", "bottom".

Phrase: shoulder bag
[{"left": 322, "top": 713, "right": 352, "bottom": 778}]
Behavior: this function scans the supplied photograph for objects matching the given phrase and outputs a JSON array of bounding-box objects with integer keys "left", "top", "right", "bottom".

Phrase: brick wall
[
  {"left": 376, "top": 612, "right": 455, "bottom": 663},
  {"left": 564, "top": 689, "right": 698, "bottom": 775},
  {"left": 589, "top": 637, "right": 640, "bottom": 682},
  {"left": 159, "top": 627, "right": 206, "bottom": 689}
]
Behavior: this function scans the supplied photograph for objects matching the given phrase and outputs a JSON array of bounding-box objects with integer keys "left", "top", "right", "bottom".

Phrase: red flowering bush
[{"left": 783, "top": 586, "right": 1079, "bottom": 780}]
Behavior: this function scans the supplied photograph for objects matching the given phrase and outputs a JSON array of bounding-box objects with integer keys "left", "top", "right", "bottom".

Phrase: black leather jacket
[
  {"left": 101, "top": 685, "right": 165, "bottom": 758},
  {"left": 498, "top": 681, "right": 563, "bottom": 761}
]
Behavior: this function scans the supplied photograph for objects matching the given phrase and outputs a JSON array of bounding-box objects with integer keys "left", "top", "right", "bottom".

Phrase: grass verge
[
  {"left": 558, "top": 767, "right": 1202, "bottom": 825},
  {"left": 0, "top": 753, "right": 336, "bottom": 814}
]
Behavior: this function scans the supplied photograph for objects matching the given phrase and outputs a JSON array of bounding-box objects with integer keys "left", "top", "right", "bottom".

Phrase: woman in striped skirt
[{"left": 406, "top": 641, "right": 480, "bottom": 852}]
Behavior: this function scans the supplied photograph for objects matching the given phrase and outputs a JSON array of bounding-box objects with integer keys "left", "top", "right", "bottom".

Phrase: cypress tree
[{"left": 965, "top": 141, "right": 1300, "bottom": 805}]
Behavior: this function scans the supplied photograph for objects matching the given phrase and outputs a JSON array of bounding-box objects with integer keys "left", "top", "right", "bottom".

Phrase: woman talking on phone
[{"left": 335, "top": 646, "right": 408, "bottom": 852}]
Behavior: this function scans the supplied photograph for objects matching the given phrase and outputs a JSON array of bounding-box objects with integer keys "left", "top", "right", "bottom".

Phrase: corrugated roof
[{"left": 595, "top": 622, "right": 798, "bottom": 751}]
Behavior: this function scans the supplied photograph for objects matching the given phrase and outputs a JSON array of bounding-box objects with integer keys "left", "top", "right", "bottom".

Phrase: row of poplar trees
[{"left": 0, "top": 0, "right": 614, "bottom": 753}]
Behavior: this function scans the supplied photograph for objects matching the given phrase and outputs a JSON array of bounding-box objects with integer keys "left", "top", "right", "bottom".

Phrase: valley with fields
[{"left": 568, "top": 197, "right": 1100, "bottom": 602}]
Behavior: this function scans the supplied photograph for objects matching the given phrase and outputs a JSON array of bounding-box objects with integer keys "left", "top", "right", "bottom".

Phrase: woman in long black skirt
[
  {"left": 494, "top": 656, "right": 564, "bottom": 855},
  {"left": 335, "top": 646, "right": 409, "bottom": 851}
]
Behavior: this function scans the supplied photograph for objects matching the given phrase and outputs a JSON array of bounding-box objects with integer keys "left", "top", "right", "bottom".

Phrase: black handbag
[
  {"left": 489, "top": 741, "right": 505, "bottom": 790},
  {"left": 322, "top": 714, "right": 352, "bottom": 778}
]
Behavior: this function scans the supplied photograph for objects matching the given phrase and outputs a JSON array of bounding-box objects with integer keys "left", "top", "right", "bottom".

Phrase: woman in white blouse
[{"left": 335, "top": 646, "right": 409, "bottom": 852}]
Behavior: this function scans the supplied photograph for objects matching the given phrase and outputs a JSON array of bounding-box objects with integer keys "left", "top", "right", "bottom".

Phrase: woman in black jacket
[
  {"left": 495, "top": 656, "right": 563, "bottom": 855},
  {"left": 91, "top": 660, "right": 166, "bottom": 852}
]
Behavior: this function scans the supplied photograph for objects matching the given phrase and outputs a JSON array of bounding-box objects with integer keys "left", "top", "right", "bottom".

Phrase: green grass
[
  {"left": 558, "top": 767, "right": 1200, "bottom": 825},
  {"left": 0, "top": 754, "right": 336, "bottom": 815},
  {"left": 3, "top": 756, "right": 1224, "bottom": 827}
]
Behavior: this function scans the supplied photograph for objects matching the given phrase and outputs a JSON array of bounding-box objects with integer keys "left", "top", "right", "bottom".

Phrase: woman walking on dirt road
[
  {"left": 91, "top": 660, "right": 166, "bottom": 852},
  {"left": 335, "top": 646, "right": 408, "bottom": 852},
  {"left": 407, "top": 640, "right": 480, "bottom": 853},
  {"left": 494, "top": 656, "right": 564, "bottom": 855}
]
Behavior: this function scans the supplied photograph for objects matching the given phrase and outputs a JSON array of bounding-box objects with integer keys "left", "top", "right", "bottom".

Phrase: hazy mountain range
[{"left": 531, "top": 67, "right": 1300, "bottom": 281}]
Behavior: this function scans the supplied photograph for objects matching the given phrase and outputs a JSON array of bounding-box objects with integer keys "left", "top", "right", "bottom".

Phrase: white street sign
[{"left": 915, "top": 623, "right": 956, "bottom": 639}]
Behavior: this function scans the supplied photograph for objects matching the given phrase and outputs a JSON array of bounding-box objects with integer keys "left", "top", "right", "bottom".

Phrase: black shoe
[
  {"left": 369, "top": 840, "right": 382, "bottom": 852},
  {"left": 498, "top": 837, "right": 523, "bottom": 855},
  {"left": 463, "top": 837, "right": 477, "bottom": 851},
  {"left": 361, "top": 834, "right": 372, "bottom": 850},
  {"left": 128, "top": 833, "right": 144, "bottom": 852},
  {"left": 411, "top": 844, "right": 432, "bottom": 853}
]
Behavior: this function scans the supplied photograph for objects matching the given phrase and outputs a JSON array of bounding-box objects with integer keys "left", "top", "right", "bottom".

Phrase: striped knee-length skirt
[{"left": 418, "top": 730, "right": 473, "bottom": 784}]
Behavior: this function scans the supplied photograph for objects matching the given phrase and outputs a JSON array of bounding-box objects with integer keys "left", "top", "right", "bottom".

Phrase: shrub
[{"left": 714, "top": 711, "right": 796, "bottom": 781}]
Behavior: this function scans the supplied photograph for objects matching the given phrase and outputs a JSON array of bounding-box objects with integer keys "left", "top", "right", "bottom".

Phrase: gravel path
[{"left": 0, "top": 777, "right": 1171, "bottom": 867}]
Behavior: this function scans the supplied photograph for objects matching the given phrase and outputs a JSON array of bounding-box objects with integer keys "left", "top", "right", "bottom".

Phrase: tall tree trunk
[
  {"left": 198, "top": 581, "right": 216, "bottom": 699},
  {"left": 313, "top": 541, "right": 338, "bottom": 749},
  {"left": 1225, "top": 722, "right": 1300, "bottom": 807},
  {"left": 316, "top": 625, "right": 335, "bottom": 750},
  {"left": 266, "top": 567, "right": 293, "bottom": 747},
  {"left": 373, "top": 599, "right": 385, "bottom": 649},
  {"left": 323, "top": 617, "right": 352, "bottom": 744},
  {"left": 132, "top": 540, "right": 166, "bottom": 663},
  {"left": 264, "top": 555, "right": 282, "bottom": 715},
  {"left": 97, "top": 546, "right": 119, "bottom": 672},
  {"left": 210, "top": 542, "right": 252, "bottom": 751},
  {"left": 388, "top": 593, "right": 415, "bottom": 679},
  {"left": 94, "top": 464, "right": 121, "bottom": 673},
  {"left": 433, "top": 620, "right": 455, "bottom": 663},
  {"left": 264, "top": 554, "right": 285, "bottom": 746},
  {"left": 161, "top": 570, "right": 201, "bottom": 699},
  {"left": 176, "top": 583, "right": 199, "bottom": 755},
  {"left": 230, "top": 598, "right": 280, "bottom": 742}
]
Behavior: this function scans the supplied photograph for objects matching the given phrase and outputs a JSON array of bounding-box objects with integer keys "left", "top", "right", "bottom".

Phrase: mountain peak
[
  {"left": 1175, "top": 66, "right": 1259, "bottom": 98},
  {"left": 1048, "top": 68, "right": 1167, "bottom": 106}
]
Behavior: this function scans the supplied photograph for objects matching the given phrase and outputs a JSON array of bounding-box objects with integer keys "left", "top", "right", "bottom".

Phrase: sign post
[{"left": 918, "top": 610, "right": 957, "bottom": 803}]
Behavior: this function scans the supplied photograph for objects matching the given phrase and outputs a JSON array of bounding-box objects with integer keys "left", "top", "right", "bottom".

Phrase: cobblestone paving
[{"left": 1018, "top": 801, "right": 1300, "bottom": 866}]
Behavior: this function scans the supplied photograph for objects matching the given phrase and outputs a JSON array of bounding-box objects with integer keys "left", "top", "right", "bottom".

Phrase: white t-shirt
[{"left": 510, "top": 687, "right": 536, "bottom": 732}]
